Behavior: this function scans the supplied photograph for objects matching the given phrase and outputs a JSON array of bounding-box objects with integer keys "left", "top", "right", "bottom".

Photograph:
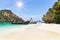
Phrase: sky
[{"left": 0, "top": 0, "right": 58, "bottom": 21}]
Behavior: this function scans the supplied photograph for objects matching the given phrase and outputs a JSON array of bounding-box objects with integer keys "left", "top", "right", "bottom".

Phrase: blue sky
[{"left": 0, "top": 0, "right": 57, "bottom": 21}]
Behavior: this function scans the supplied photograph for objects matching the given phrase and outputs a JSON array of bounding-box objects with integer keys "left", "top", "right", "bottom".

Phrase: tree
[{"left": 42, "top": 0, "right": 60, "bottom": 24}]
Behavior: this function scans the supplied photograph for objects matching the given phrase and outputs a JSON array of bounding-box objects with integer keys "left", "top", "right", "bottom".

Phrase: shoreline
[{"left": 0, "top": 23, "right": 60, "bottom": 40}]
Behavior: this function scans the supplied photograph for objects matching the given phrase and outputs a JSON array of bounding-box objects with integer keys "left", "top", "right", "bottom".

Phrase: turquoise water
[
  {"left": 0, "top": 22, "right": 35, "bottom": 35},
  {"left": 0, "top": 22, "right": 35, "bottom": 28},
  {"left": 0, "top": 22, "right": 27, "bottom": 28}
]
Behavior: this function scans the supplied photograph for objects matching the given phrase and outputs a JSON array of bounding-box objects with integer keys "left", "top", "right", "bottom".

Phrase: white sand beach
[{"left": 0, "top": 23, "right": 60, "bottom": 40}]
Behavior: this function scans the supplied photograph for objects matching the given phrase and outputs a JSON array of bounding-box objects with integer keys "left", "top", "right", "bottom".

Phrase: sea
[
  {"left": 0, "top": 22, "right": 37, "bottom": 28},
  {"left": 0, "top": 22, "right": 27, "bottom": 28},
  {"left": 0, "top": 22, "right": 36, "bottom": 35},
  {"left": 0, "top": 22, "right": 30, "bottom": 35}
]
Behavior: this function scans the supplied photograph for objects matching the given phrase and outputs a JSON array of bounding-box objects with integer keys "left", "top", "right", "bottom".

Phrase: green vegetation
[
  {"left": 0, "top": 9, "right": 24, "bottom": 23},
  {"left": 42, "top": 0, "right": 60, "bottom": 23}
]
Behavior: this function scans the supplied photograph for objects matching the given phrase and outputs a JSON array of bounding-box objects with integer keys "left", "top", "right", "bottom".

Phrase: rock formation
[{"left": 0, "top": 9, "right": 24, "bottom": 23}]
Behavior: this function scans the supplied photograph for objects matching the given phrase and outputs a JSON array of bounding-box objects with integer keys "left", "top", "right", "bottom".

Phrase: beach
[{"left": 0, "top": 23, "right": 60, "bottom": 40}]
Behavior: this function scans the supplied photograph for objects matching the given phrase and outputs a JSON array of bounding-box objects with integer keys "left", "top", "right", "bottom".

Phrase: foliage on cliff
[
  {"left": 42, "top": 0, "right": 60, "bottom": 23},
  {"left": 0, "top": 9, "right": 24, "bottom": 23}
]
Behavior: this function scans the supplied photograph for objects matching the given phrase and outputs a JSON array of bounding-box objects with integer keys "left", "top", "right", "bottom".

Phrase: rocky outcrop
[{"left": 0, "top": 9, "right": 24, "bottom": 23}]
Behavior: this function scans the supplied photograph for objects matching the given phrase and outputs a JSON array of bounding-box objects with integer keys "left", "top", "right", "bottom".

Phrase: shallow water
[
  {"left": 0, "top": 23, "right": 28, "bottom": 28},
  {"left": 0, "top": 23, "right": 31, "bottom": 36}
]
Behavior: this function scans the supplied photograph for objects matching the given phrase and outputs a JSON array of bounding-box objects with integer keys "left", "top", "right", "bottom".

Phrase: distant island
[{"left": 42, "top": 0, "right": 60, "bottom": 24}]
